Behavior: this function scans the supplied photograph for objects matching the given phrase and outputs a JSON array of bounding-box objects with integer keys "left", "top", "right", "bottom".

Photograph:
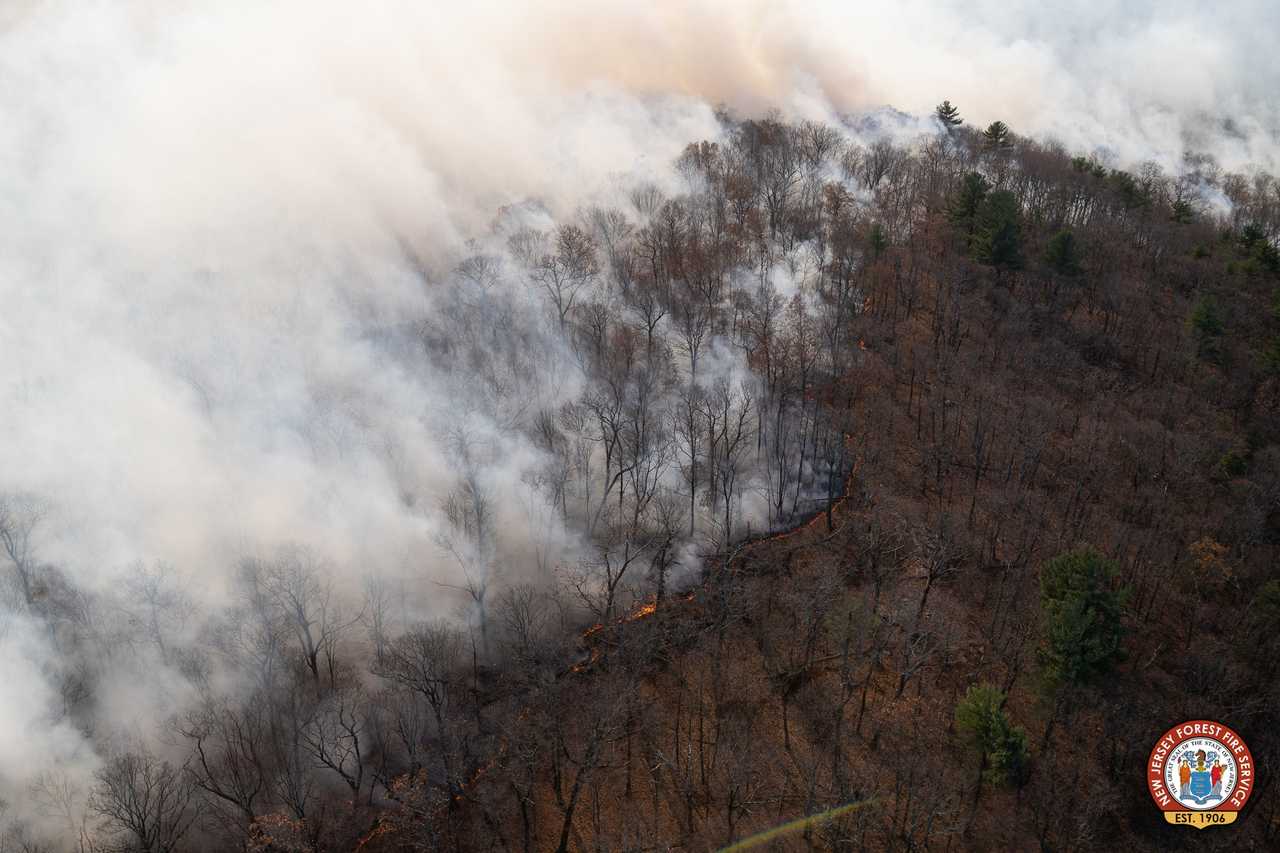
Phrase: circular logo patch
[{"left": 1148, "top": 720, "right": 1254, "bottom": 828}]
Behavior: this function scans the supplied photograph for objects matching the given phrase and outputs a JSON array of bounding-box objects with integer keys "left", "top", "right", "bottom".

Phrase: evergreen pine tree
[
  {"left": 955, "top": 684, "right": 1031, "bottom": 787},
  {"left": 1189, "top": 294, "right": 1225, "bottom": 362},
  {"left": 935, "top": 100, "right": 963, "bottom": 129},
  {"left": 1239, "top": 223, "right": 1280, "bottom": 276},
  {"left": 1038, "top": 549, "right": 1127, "bottom": 689},
  {"left": 948, "top": 172, "right": 990, "bottom": 251},
  {"left": 982, "top": 120, "right": 1011, "bottom": 149},
  {"left": 973, "top": 190, "right": 1023, "bottom": 272},
  {"left": 1171, "top": 198, "right": 1195, "bottom": 224},
  {"left": 867, "top": 221, "right": 888, "bottom": 259},
  {"left": 1044, "top": 229, "right": 1082, "bottom": 276}
]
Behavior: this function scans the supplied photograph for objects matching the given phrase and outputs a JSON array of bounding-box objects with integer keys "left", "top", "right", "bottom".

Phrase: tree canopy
[
  {"left": 982, "top": 120, "right": 1011, "bottom": 149},
  {"left": 948, "top": 171, "right": 991, "bottom": 252},
  {"left": 935, "top": 100, "right": 963, "bottom": 128},
  {"left": 1044, "top": 229, "right": 1082, "bottom": 276},
  {"left": 955, "top": 684, "right": 1030, "bottom": 787},
  {"left": 1038, "top": 549, "right": 1127, "bottom": 689},
  {"left": 972, "top": 190, "right": 1023, "bottom": 271},
  {"left": 1189, "top": 294, "right": 1225, "bottom": 362}
]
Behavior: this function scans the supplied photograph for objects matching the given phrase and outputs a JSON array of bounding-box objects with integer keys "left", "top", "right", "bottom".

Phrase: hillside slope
[{"left": 377, "top": 119, "right": 1280, "bottom": 852}]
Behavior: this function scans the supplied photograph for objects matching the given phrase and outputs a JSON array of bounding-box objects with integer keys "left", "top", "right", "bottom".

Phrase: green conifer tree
[
  {"left": 867, "top": 221, "right": 888, "bottom": 259},
  {"left": 982, "top": 120, "right": 1011, "bottom": 149},
  {"left": 972, "top": 190, "right": 1023, "bottom": 272},
  {"left": 1038, "top": 549, "right": 1127, "bottom": 689},
  {"left": 948, "top": 172, "right": 990, "bottom": 251},
  {"left": 1189, "top": 294, "right": 1225, "bottom": 362},
  {"left": 955, "top": 684, "right": 1030, "bottom": 787},
  {"left": 935, "top": 100, "right": 963, "bottom": 129},
  {"left": 1044, "top": 229, "right": 1082, "bottom": 276}
]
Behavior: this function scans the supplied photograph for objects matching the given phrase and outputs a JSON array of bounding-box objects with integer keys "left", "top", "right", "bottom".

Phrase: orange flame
[{"left": 625, "top": 601, "right": 657, "bottom": 621}]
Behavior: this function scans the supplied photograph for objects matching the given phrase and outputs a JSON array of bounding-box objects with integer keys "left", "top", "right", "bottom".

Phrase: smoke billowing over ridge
[{"left": 0, "top": 0, "right": 1277, "bottom": 842}]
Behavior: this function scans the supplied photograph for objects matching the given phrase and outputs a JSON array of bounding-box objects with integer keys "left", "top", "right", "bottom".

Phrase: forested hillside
[
  {"left": 7, "top": 107, "right": 1280, "bottom": 853},
  {"left": 406, "top": 112, "right": 1280, "bottom": 852}
]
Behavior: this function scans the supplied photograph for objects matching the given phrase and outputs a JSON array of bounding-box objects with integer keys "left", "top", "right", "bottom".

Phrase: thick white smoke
[{"left": 0, "top": 0, "right": 1276, "bottom": 839}]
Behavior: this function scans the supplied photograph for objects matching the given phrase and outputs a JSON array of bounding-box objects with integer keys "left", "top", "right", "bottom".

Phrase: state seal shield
[{"left": 1186, "top": 769, "right": 1213, "bottom": 804}]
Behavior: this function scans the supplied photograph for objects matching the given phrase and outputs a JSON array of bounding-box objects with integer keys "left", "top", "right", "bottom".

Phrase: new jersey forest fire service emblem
[{"left": 1148, "top": 720, "right": 1254, "bottom": 828}]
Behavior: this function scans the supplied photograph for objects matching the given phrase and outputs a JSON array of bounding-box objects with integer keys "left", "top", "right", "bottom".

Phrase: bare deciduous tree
[
  {"left": 120, "top": 561, "right": 193, "bottom": 667},
  {"left": 177, "top": 698, "right": 272, "bottom": 837},
  {"left": 532, "top": 224, "right": 600, "bottom": 329},
  {"left": 373, "top": 621, "right": 464, "bottom": 792},
  {"left": 89, "top": 748, "right": 194, "bottom": 853},
  {"left": 0, "top": 492, "right": 48, "bottom": 607}
]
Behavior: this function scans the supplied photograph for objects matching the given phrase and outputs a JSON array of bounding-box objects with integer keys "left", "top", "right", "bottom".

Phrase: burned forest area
[{"left": 7, "top": 111, "right": 1280, "bottom": 853}]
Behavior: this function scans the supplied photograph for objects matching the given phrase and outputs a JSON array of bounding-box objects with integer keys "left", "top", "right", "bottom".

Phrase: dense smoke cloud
[
  {"left": 0, "top": 0, "right": 1276, "bottom": 840},
  {"left": 527, "top": 0, "right": 1280, "bottom": 169}
]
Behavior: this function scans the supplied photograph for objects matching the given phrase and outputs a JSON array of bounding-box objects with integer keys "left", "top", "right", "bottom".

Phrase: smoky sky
[{"left": 0, "top": 0, "right": 1275, "bottom": 837}]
